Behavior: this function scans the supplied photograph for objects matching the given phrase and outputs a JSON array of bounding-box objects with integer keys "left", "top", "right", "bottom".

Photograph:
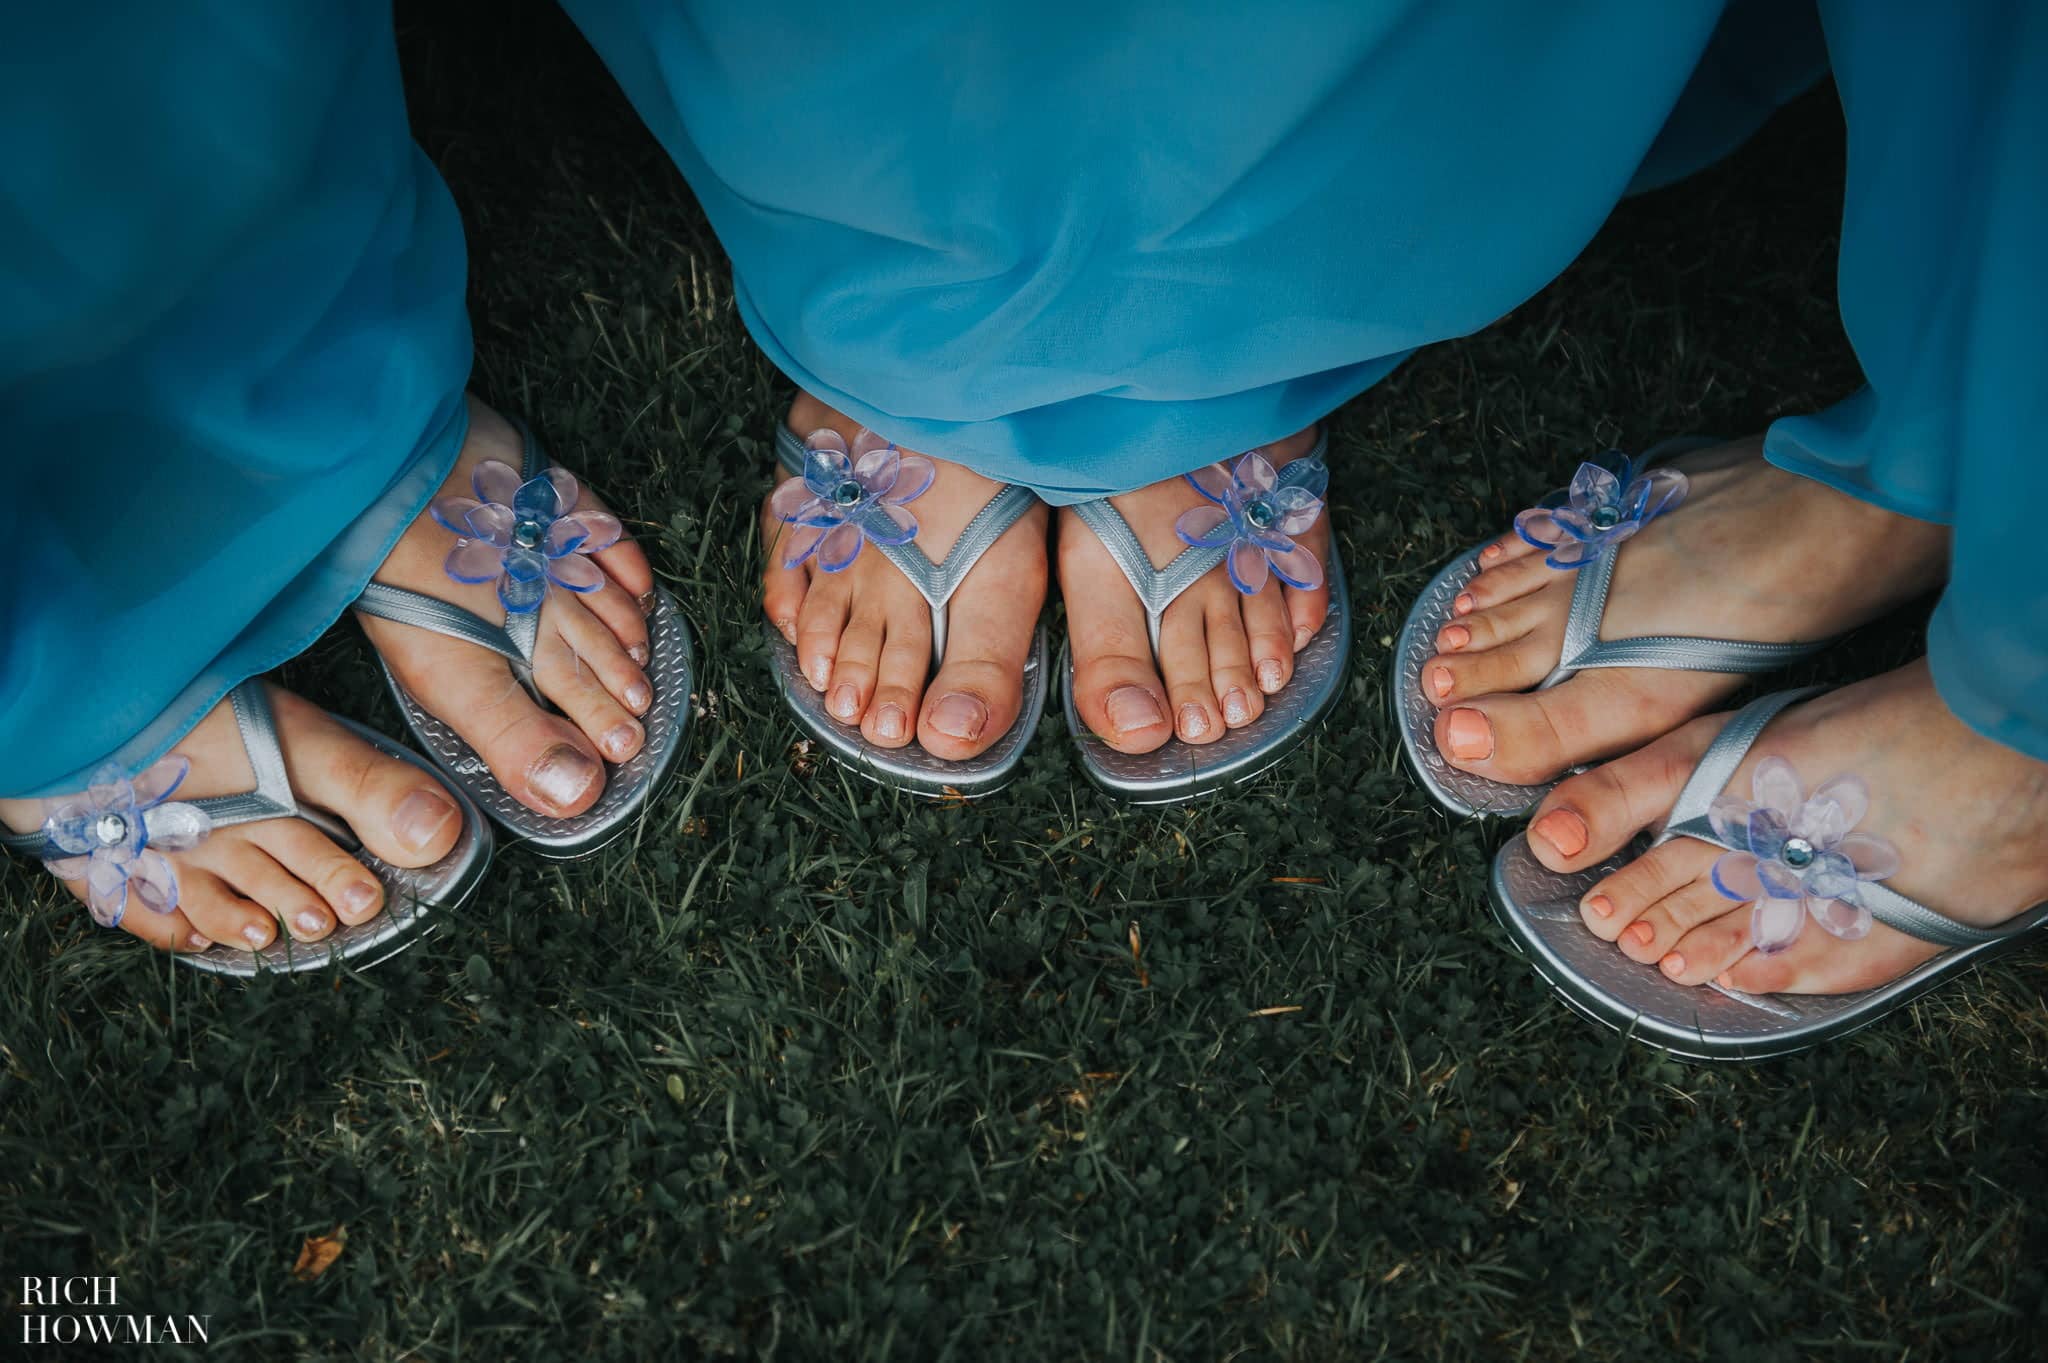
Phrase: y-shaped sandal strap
[
  {"left": 352, "top": 418, "right": 552, "bottom": 684},
  {"left": 774, "top": 426, "right": 1037, "bottom": 663},
  {"left": 1071, "top": 430, "right": 1330, "bottom": 657},
  {"left": 0, "top": 680, "right": 353, "bottom": 857},
  {"left": 1654, "top": 688, "right": 2022, "bottom": 949}
]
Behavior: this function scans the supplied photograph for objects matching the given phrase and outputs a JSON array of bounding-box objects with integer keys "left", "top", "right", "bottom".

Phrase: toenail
[
  {"left": 777, "top": 619, "right": 797, "bottom": 644},
  {"left": 1584, "top": 894, "right": 1614, "bottom": 918},
  {"left": 875, "top": 703, "right": 907, "bottom": 741},
  {"left": 626, "top": 679, "right": 652, "bottom": 712},
  {"left": 341, "top": 883, "right": 379, "bottom": 917},
  {"left": 1454, "top": 593, "right": 1475, "bottom": 616},
  {"left": 294, "top": 909, "right": 328, "bottom": 937},
  {"left": 1429, "top": 666, "right": 1453, "bottom": 700},
  {"left": 528, "top": 744, "right": 600, "bottom": 811},
  {"left": 1481, "top": 544, "right": 1501, "bottom": 561},
  {"left": 1223, "top": 689, "right": 1250, "bottom": 725},
  {"left": 1660, "top": 952, "right": 1686, "bottom": 979},
  {"left": 242, "top": 924, "right": 271, "bottom": 949},
  {"left": 636, "top": 589, "right": 658, "bottom": 617},
  {"left": 1531, "top": 809, "right": 1588, "bottom": 859},
  {"left": 602, "top": 723, "right": 642, "bottom": 761},
  {"left": 1293, "top": 626, "right": 1314, "bottom": 651},
  {"left": 930, "top": 692, "right": 989, "bottom": 741},
  {"left": 1627, "top": 922, "right": 1655, "bottom": 946},
  {"left": 628, "top": 644, "right": 650, "bottom": 668},
  {"left": 807, "top": 658, "right": 831, "bottom": 690},
  {"left": 1105, "top": 686, "right": 1165, "bottom": 735},
  {"left": 1443, "top": 709, "right": 1493, "bottom": 761},
  {"left": 1179, "top": 704, "right": 1210, "bottom": 740},
  {"left": 1715, "top": 972, "right": 1734, "bottom": 989},
  {"left": 830, "top": 684, "right": 859, "bottom": 721},
  {"left": 1441, "top": 624, "right": 1470, "bottom": 650},
  {"left": 392, "top": 789, "right": 458, "bottom": 855},
  {"left": 1256, "top": 660, "right": 1284, "bottom": 694},
  {"left": 185, "top": 932, "right": 212, "bottom": 952}
]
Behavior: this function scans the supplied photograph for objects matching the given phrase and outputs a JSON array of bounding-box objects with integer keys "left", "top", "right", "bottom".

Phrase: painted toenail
[
  {"left": 1179, "top": 704, "right": 1210, "bottom": 739},
  {"left": 1481, "top": 544, "right": 1502, "bottom": 561},
  {"left": 636, "top": 589, "right": 658, "bottom": 616},
  {"left": 1441, "top": 624, "right": 1470, "bottom": 650},
  {"left": 1660, "top": 952, "right": 1686, "bottom": 979},
  {"left": 626, "top": 679, "right": 652, "bottom": 712},
  {"left": 602, "top": 723, "right": 642, "bottom": 761},
  {"left": 628, "top": 644, "right": 650, "bottom": 667},
  {"left": 392, "top": 789, "right": 458, "bottom": 855},
  {"left": 341, "top": 883, "right": 379, "bottom": 917},
  {"left": 1584, "top": 894, "right": 1614, "bottom": 918},
  {"left": 930, "top": 692, "right": 989, "bottom": 741},
  {"left": 1223, "top": 689, "right": 1250, "bottom": 725},
  {"left": 874, "top": 703, "right": 907, "bottom": 741},
  {"left": 830, "top": 684, "right": 859, "bottom": 721},
  {"left": 1454, "top": 593, "right": 1475, "bottom": 616},
  {"left": 185, "top": 932, "right": 212, "bottom": 952},
  {"left": 1715, "top": 972, "right": 1734, "bottom": 989},
  {"left": 294, "top": 909, "right": 328, "bottom": 937},
  {"left": 1257, "top": 660, "right": 1285, "bottom": 694},
  {"left": 1106, "top": 686, "right": 1165, "bottom": 735},
  {"left": 242, "top": 924, "right": 271, "bottom": 949},
  {"left": 1293, "top": 626, "right": 1314, "bottom": 651},
  {"left": 1531, "top": 810, "right": 1588, "bottom": 859},
  {"left": 1443, "top": 709, "right": 1493, "bottom": 761},
  {"left": 528, "top": 744, "right": 599, "bottom": 811},
  {"left": 1429, "top": 666, "right": 1453, "bottom": 700},
  {"left": 1627, "top": 922, "right": 1655, "bottom": 946}
]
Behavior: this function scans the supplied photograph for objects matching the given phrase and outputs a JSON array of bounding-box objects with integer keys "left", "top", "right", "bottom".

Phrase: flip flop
[
  {"left": 353, "top": 419, "right": 694, "bottom": 858},
  {"left": 765, "top": 424, "right": 1047, "bottom": 799},
  {"left": 1, "top": 679, "right": 493, "bottom": 976},
  {"left": 1061, "top": 433, "right": 1351, "bottom": 804},
  {"left": 1488, "top": 688, "right": 2048, "bottom": 1060},
  {"left": 1395, "top": 438, "right": 1830, "bottom": 819}
]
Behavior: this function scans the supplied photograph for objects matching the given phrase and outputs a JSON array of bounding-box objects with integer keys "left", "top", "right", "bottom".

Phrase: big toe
[{"left": 917, "top": 544, "right": 1045, "bottom": 760}]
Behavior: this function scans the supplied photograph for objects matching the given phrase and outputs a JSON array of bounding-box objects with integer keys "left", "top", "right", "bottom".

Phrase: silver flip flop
[
  {"left": 1489, "top": 688, "right": 2048, "bottom": 1061},
  {"left": 353, "top": 421, "right": 695, "bottom": 857},
  {"left": 766, "top": 425, "right": 1047, "bottom": 798},
  {"left": 1062, "top": 433, "right": 1351, "bottom": 804},
  {"left": 1, "top": 679, "right": 493, "bottom": 977},
  {"left": 1395, "top": 439, "right": 1827, "bottom": 819}
]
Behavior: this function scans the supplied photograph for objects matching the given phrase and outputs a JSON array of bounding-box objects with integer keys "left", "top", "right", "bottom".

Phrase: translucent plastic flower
[
  {"left": 40, "top": 758, "right": 212, "bottom": 929},
  {"left": 1706, "top": 756, "right": 1901, "bottom": 954},
  {"left": 1175, "top": 450, "right": 1328, "bottom": 596},
  {"left": 1514, "top": 452, "right": 1686, "bottom": 570},
  {"left": 769, "top": 429, "right": 936, "bottom": 572},
  {"left": 431, "top": 460, "right": 624, "bottom": 613}
]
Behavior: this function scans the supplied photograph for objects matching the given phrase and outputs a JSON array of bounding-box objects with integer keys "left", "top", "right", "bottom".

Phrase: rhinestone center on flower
[
  {"left": 513, "top": 518, "right": 545, "bottom": 549},
  {"left": 93, "top": 812, "right": 129, "bottom": 847},
  {"left": 832, "top": 479, "right": 864, "bottom": 507},
  {"left": 1589, "top": 504, "right": 1621, "bottom": 530},
  {"left": 1245, "top": 498, "right": 1276, "bottom": 530},
  {"left": 1781, "top": 836, "right": 1815, "bottom": 869}
]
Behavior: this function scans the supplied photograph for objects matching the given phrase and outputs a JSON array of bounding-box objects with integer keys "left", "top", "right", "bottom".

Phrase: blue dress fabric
[{"left": 2, "top": 1, "right": 2043, "bottom": 798}]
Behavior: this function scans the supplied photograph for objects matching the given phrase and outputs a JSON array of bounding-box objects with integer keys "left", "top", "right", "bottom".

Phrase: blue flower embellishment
[
  {"left": 1175, "top": 450, "right": 1329, "bottom": 596},
  {"left": 1707, "top": 757, "right": 1901, "bottom": 954},
  {"left": 770, "top": 429, "right": 936, "bottom": 572},
  {"left": 432, "top": 460, "right": 624, "bottom": 613},
  {"left": 1514, "top": 452, "right": 1686, "bottom": 570},
  {"left": 41, "top": 757, "right": 212, "bottom": 928}
]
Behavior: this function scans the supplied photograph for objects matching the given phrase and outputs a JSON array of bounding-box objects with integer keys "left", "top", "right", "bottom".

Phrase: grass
[{"left": 3, "top": 3, "right": 2045, "bottom": 1358}]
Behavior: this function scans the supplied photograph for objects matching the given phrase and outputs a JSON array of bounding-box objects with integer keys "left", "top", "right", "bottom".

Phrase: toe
[
  {"left": 917, "top": 545, "right": 1042, "bottom": 761},
  {"left": 1240, "top": 581, "right": 1294, "bottom": 696},
  {"left": 1433, "top": 671, "right": 1678, "bottom": 785},
  {"left": 533, "top": 626, "right": 645, "bottom": 765},
  {"left": 1422, "top": 622, "right": 1562, "bottom": 707},
  {"left": 1575, "top": 838, "right": 1709, "bottom": 942},
  {"left": 1661, "top": 911, "right": 1757, "bottom": 987},
  {"left": 174, "top": 866, "right": 282, "bottom": 952},
  {"left": 553, "top": 592, "right": 653, "bottom": 718},
  {"left": 762, "top": 535, "right": 809, "bottom": 647},
  {"left": 1459, "top": 551, "right": 1551, "bottom": 614},
  {"left": 827, "top": 607, "right": 885, "bottom": 728},
  {"left": 1434, "top": 590, "right": 1551, "bottom": 656},
  {"left": 1475, "top": 527, "right": 1542, "bottom": 570},
  {"left": 1618, "top": 878, "right": 1737, "bottom": 965},
  {"left": 1158, "top": 595, "right": 1223, "bottom": 745},
  {"left": 574, "top": 570, "right": 653, "bottom": 668},
  {"left": 269, "top": 689, "right": 467, "bottom": 864},
  {"left": 216, "top": 843, "right": 336, "bottom": 943},
  {"left": 1062, "top": 514, "right": 1173, "bottom": 754},
  {"left": 793, "top": 571, "right": 852, "bottom": 694},
  {"left": 251, "top": 819, "right": 385, "bottom": 925},
  {"left": 1525, "top": 714, "right": 1723, "bottom": 872},
  {"left": 1206, "top": 594, "right": 1262, "bottom": 729},
  {"left": 864, "top": 614, "right": 931, "bottom": 749},
  {"left": 1282, "top": 577, "right": 1330, "bottom": 655}
]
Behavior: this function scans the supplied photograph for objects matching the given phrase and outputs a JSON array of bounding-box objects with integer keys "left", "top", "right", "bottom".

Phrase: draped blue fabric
[{"left": 3, "top": 0, "right": 2043, "bottom": 798}]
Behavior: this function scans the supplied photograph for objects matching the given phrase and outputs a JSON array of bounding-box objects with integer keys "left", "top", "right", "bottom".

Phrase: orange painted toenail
[
  {"left": 874, "top": 703, "right": 907, "bottom": 741},
  {"left": 1429, "top": 666, "right": 1453, "bottom": 700},
  {"left": 1627, "top": 922, "right": 1655, "bottom": 946},
  {"left": 1106, "top": 686, "right": 1165, "bottom": 735},
  {"left": 528, "top": 744, "right": 599, "bottom": 811},
  {"left": 1223, "top": 689, "right": 1251, "bottom": 726},
  {"left": 1443, "top": 709, "right": 1492, "bottom": 761},
  {"left": 829, "top": 684, "right": 859, "bottom": 721},
  {"left": 1179, "top": 704, "right": 1210, "bottom": 740},
  {"left": 1584, "top": 894, "right": 1614, "bottom": 918},
  {"left": 392, "top": 790, "right": 457, "bottom": 855},
  {"left": 1257, "top": 660, "right": 1284, "bottom": 694},
  {"left": 1660, "top": 952, "right": 1686, "bottom": 978},
  {"left": 930, "top": 692, "right": 989, "bottom": 741},
  {"left": 1481, "top": 543, "right": 1502, "bottom": 561},
  {"left": 1531, "top": 809, "right": 1588, "bottom": 859},
  {"left": 1453, "top": 593, "right": 1475, "bottom": 616},
  {"left": 1715, "top": 972, "right": 1735, "bottom": 989},
  {"left": 1441, "top": 624, "right": 1470, "bottom": 650}
]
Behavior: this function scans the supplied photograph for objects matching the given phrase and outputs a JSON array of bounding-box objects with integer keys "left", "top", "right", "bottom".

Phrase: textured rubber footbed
[
  {"left": 1064, "top": 553, "right": 1352, "bottom": 804},
  {"left": 769, "top": 624, "right": 1048, "bottom": 798},
  {"left": 179, "top": 715, "right": 492, "bottom": 978},
  {"left": 1393, "top": 544, "right": 1556, "bottom": 818},
  {"left": 378, "top": 589, "right": 694, "bottom": 857},
  {"left": 1488, "top": 833, "right": 2048, "bottom": 1061}
]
